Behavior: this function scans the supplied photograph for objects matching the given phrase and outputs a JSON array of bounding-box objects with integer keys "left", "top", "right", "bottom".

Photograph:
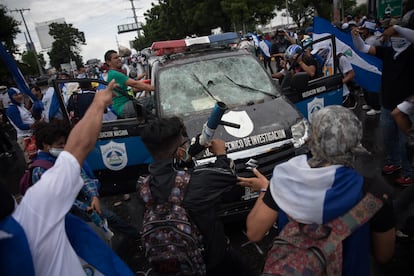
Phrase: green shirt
[{"left": 107, "top": 69, "right": 130, "bottom": 116}]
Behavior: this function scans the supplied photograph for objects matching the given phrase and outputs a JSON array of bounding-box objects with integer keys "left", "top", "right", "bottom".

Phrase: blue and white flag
[
  {"left": 0, "top": 43, "right": 37, "bottom": 100},
  {"left": 313, "top": 16, "right": 382, "bottom": 93},
  {"left": 0, "top": 43, "right": 44, "bottom": 115}
]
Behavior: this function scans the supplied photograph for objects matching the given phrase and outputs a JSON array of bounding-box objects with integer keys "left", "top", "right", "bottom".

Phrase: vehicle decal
[
  {"left": 302, "top": 86, "right": 327, "bottom": 98},
  {"left": 99, "top": 129, "right": 129, "bottom": 138},
  {"left": 222, "top": 111, "right": 254, "bottom": 138},
  {"left": 201, "top": 129, "right": 287, "bottom": 157},
  {"left": 241, "top": 187, "right": 259, "bottom": 200},
  {"left": 99, "top": 140, "right": 128, "bottom": 171},
  {"left": 307, "top": 97, "right": 325, "bottom": 121}
]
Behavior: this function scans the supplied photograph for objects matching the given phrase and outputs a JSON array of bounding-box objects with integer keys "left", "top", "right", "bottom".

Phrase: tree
[
  {"left": 21, "top": 51, "right": 46, "bottom": 76},
  {"left": 272, "top": 0, "right": 357, "bottom": 28},
  {"left": 0, "top": 5, "right": 22, "bottom": 84},
  {"left": 140, "top": 0, "right": 276, "bottom": 45},
  {"left": 221, "top": 0, "right": 277, "bottom": 33},
  {"left": 0, "top": 5, "right": 20, "bottom": 54},
  {"left": 47, "top": 22, "right": 85, "bottom": 70}
]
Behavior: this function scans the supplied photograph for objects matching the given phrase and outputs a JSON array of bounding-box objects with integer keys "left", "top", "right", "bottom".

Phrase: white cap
[{"left": 361, "top": 21, "right": 377, "bottom": 31}]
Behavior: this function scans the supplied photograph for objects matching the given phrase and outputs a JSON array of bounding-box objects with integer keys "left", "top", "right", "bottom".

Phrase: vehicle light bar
[{"left": 150, "top": 32, "right": 240, "bottom": 56}]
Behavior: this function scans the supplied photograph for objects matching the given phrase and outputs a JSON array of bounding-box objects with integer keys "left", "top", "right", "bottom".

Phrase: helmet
[
  {"left": 285, "top": 44, "right": 303, "bottom": 60},
  {"left": 302, "top": 37, "right": 313, "bottom": 49}
]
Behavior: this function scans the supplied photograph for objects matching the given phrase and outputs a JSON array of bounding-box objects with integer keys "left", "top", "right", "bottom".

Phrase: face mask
[{"left": 49, "top": 148, "right": 64, "bottom": 157}]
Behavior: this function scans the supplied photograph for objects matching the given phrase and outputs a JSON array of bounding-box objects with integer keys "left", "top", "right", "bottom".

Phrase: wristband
[{"left": 259, "top": 188, "right": 267, "bottom": 193}]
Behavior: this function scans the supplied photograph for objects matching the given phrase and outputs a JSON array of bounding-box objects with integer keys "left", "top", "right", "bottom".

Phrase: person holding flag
[
  {"left": 6, "top": 87, "right": 39, "bottom": 163},
  {"left": 351, "top": 9, "right": 414, "bottom": 186}
]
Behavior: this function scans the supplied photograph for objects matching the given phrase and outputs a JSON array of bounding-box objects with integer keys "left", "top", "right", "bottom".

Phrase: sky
[
  {"left": 1, "top": 0, "right": 157, "bottom": 65},
  {"left": 1, "top": 0, "right": 367, "bottom": 68}
]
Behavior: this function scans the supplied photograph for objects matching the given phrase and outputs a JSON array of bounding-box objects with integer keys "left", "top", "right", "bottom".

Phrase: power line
[{"left": 10, "top": 8, "right": 44, "bottom": 75}]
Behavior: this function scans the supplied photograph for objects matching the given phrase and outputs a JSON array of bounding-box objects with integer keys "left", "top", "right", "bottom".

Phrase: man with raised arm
[{"left": 9, "top": 80, "right": 133, "bottom": 275}]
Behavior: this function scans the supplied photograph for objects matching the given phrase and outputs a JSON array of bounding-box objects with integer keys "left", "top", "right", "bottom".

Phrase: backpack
[
  {"left": 262, "top": 192, "right": 383, "bottom": 276},
  {"left": 19, "top": 159, "right": 53, "bottom": 195},
  {"left": 139, "top": 170, "right": 206, "bottom": 275}
]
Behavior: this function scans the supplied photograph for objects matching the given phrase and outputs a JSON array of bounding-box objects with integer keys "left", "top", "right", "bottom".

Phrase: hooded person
[
  {"left": 6, "top": 87, "right": 36, "bottom": 161},
  {"left": 238, "top": 105, "right": 395, "bottom": 276}
]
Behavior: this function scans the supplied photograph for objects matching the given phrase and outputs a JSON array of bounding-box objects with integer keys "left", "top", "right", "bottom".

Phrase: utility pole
[
  {"left": 333, "top": 0, "right": 341, "bottom": 23},
  {"left": 129, "top": 0, "right": 141, "bottom": 38},
  {"left": 10, "top": 8, "right": 43, "bottom": 75}
]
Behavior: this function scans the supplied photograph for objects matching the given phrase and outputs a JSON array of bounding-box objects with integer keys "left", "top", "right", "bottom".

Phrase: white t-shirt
[
  {"left": 12, "top": 151, "right": 84, "bottom": 276},
  {"left": 339, "top": 55, "right": 354, "bottom": 96},
  {"left": 8, "top": 105, "right": 35, "bottom": 138}
]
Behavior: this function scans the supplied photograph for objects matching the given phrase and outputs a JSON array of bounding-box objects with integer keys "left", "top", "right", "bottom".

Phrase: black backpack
[{"left": 138, "top": 170, "right": 206, "bottom": 275}]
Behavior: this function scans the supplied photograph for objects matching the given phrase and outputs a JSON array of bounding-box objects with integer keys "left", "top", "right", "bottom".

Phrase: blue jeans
[{"left": 380, "top": 107, "right": 414, "bottom": 177}]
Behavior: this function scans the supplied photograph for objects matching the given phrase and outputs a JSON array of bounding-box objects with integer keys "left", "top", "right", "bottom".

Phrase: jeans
[{"left": 380, "top": 107, "right": 414, "bottom": 177}]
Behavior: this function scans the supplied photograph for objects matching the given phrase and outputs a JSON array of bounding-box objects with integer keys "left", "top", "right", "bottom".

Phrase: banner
[{"left": 313, "top": 16, "right": 383, "bottom": 93}]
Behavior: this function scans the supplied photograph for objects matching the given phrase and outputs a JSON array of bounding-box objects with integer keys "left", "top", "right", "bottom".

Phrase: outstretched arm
[
  {"left": 351, "top": 28, "right": 376, "bottom": 55},
  {"left": 238, "top": 168, "right": 277, "bottom": 241},
  {"left": 64, "top": 80, "right": 117, "bottom": 166},
  {"left": 383, "top": 25, "right": 414, "bottom": 44},
  {"left": 126, "top": 78, "right": 154, "bottom": 92}
]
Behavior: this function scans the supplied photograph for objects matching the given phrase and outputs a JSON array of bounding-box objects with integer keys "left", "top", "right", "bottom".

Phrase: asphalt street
[{"left": 2, "top": 93, "right": 413, "bottom": 275}]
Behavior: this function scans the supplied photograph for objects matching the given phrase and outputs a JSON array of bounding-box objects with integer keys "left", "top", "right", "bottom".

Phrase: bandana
[{"left": 308, "top": 105, "right": 368, "bottom": 168}]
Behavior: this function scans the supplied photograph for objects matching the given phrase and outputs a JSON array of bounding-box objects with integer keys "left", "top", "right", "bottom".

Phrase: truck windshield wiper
[
  {"left": 191, "top": 73, "right": 220, "bottom": 102},
  {"left": 224, "top": 75, "right": 276, "bottom": 98}
]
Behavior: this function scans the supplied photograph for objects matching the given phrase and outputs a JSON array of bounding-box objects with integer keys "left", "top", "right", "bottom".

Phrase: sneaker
[
  {"left": 362, "top": 104, "right": 372, "bottom": 110},
  {"left": 366, "top": 109, "right": 381, "bottom": 116},
  {"left": 342, "top": 94, "right": 357, "bottom": 109},
  {"left": 382, "top": 164, "right": 402, "bottom": 175},
  {"left": 396, "top": 230, "right": 409, "bottom": 238},
  {"left": 395, "top": 176, "right": 414, "bottom": 186}
]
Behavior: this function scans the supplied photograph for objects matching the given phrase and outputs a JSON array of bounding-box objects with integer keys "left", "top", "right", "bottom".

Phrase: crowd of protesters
[{"left": 1, "top": 1, "right": 414, "bottom": 274}]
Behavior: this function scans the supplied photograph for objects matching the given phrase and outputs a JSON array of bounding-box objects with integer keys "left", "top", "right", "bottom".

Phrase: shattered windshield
[{"left": 158, "top": 55, "right": 279, "bottom": 116}]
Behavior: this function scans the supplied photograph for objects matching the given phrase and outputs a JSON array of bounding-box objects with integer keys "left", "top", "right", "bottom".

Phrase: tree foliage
[
  {"left": 133, "top": 0, "right": 362, "bottom": 51},
  {"left": 21, "top": 51, "right": 46, "bottom": 76},
  {"left": 272, "top": 0, "right": 357, "bottom": 29},
  {"left": 48, "top": 22, "right": 85, "bottom": 70},
  {"left": 0, "top": 5, "right": 22, "bottom": 84},
  {"left": 137, "top": 0, "right": 276, "bottom": 49},
  {"left": 0, "top": 5, "right": 20, "bottom": 53}
]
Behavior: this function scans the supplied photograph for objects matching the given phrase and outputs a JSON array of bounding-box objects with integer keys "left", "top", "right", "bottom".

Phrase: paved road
[{"left": 2, "top": 94, "right": 414, "bottom": 275}]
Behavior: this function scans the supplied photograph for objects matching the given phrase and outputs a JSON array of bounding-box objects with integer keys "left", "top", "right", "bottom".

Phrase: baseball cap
[{"left": 361, "top": 21, "right": 377, "bottom": 32}]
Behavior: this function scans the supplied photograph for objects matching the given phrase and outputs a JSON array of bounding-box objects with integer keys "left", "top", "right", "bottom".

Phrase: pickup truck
[{"left": 54, "top": 33, "right": 343, "bottom": 220}]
